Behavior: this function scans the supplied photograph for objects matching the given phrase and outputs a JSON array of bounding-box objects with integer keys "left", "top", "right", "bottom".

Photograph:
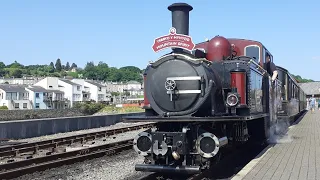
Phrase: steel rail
[
  {"left": 0, "top": 139, "right": 133, "bottom": 179},
  {"left": 0, "top": 123, "right": 154, "bottom": 159}
]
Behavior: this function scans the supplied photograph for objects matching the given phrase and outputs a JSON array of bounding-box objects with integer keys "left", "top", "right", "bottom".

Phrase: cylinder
[
  {"left": 230, "top": 68, "right": 246, "bottom": 105},
  {"left": 168, "top": 3, "right": 193, "bottom": 36}
]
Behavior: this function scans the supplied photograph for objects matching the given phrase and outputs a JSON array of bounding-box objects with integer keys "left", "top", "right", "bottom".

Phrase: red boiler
[{"left": 230, "top": 65, "right": 246, "bottom": 105}]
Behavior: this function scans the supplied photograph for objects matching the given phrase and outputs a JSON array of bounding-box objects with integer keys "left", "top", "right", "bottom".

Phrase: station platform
[{"left": 232, "top": 110, "right": 319, "bottom": 180}]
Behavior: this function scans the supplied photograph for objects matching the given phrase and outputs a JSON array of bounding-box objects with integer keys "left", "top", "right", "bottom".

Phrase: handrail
[
  {"left": 247, "top": 58, "right": 281, "bottom": 85},
  {"left": 248, "top": 59, "right": 268, "bottom": 76}
]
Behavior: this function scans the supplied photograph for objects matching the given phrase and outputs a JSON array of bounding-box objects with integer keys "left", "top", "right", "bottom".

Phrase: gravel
[
  {"left": 8, "top": 121, "right": 155, "bottom": 180},
  {"left": 9, "top": 121, "right": 153, "bottom": 143},
  {"left": 7, "top": 119, "right": 154, "bottom": 180},
  {"left": 13, "top": 150, "right": 148, "bottom": 180}
]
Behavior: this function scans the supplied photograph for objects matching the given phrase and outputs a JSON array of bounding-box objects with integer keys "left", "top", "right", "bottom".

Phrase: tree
[
  {"left": 55, "top": 58, "right": 62, "bottom": 72},
  {"left": 0, "top": 69, "right": 6, "bottom": 77},
  {"left": 10, "top": 69, "right": 22, "bottom": 78},
  {"left": 119, "top": 66, "right": 141, "bottom": 73},
  {"left": 46, "top": 65, "right": 55, "bottom": 73},
  {"left": 49, "top": 62, "right": 55, "bottom": 68},
  {"left": 291, "top": 74, "right": 314, "bottom": 83},
  {"left": 71, "top": 63, "right": 77, "bottom": 69},
  {"left": 96, "top": 61, "right": 109, "bottom": 80},
  {"left": 107, "top": 67, "right": 122, "bottom": 81},
  {"left": 8, "top": 61, "right": 24, "bottom": 69},
  {"left": 0, "top": 62, "right": 5, "bottom": 69},
  {"left": 66, "top": 62, "right": 70, "bottom": 70},
  {"left": 48, "top": 62, "right": 55, "bottom": 73},
  {"left": 83, "top": 62, "right": 97, "bottom": 79},
  {"left": 0, "top": 59, "right": 145, "bottom": 83}
]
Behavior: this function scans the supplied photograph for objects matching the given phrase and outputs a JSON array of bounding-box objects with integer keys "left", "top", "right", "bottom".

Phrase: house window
[
  {"left": 35, "top": 103, "right": 40, "bottom": 109},
  {"left": 245, "top": 45, "right": 260, "bottom": 63},
  {"left": 98, "top": 87, "right": 102, "bottom": 91},
  {"left": 77, "top": 86, "right": 80, "bottom": 90},
  {"left": 23, "top": 103, "right": 27, "bottom": 109},
  {"left": 49, "top": 86, "right": 53, "bottom": 88},
  {"left": 14, "top": 103, "right": 19, "bottom": 109},
  {"left": 36, "top": 93, "right": 40, "bottom": 98}
]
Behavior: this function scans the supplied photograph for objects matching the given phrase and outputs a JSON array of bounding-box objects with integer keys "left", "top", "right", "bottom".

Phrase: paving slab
[{"left": 232, "top": 110, "right": 319, "bottom": 180}]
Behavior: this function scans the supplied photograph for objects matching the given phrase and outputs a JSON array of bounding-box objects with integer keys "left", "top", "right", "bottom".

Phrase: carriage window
[{"left": 245, "top": 46, "right": 260, "bottom": 63}]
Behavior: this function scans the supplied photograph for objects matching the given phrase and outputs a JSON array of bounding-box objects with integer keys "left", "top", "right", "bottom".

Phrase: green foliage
[
  {"left": 71, "top": 63, "right": 77, "bottom": 69},
  {"left": 0, "top": 62, "right": 5, "bottom": 69},
  {"left": 65, "top": 62, "right": 70, "bottom": 70},
  {"left": 98, "top": 105, "right": 143, "bottom": 114},
  {"left": 55, "top": 58, "right": 62, "bottom": 72},
  {"left": 291, "top": 74, "right": 314, "bottom": 83},
  {"left": 73, "top": 102, "right": 106, "bottom": 115},
  {"left": 67, "top": 72, "right": 79, "bottom": 78},
  {"left": 0, "top": 106, "right": 8, "bottom": 110},
  {"left": 0, "top": 59, "right": 143, "bottom": 83},
  {"left": 0, "top": 59, "right": 143, "bottom": 82},
  {"left": 9, "top": 69, "right": 23, "bottom": 78},
  {"left": 111, "top": 92, "right": 120, "bottom": 96}
]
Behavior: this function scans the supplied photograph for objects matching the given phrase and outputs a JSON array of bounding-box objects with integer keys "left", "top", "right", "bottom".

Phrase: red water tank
[
  {"left": 230, "top": 65, "right": 246, "bottom": 105},
  {"left": 206, "top": 36, "right": 232, "bottom": 62}
]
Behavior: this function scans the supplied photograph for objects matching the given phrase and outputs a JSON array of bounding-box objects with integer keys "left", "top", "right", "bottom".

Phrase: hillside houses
[{"left": 0, "top": 77, "right": 143, "bottom": 110}]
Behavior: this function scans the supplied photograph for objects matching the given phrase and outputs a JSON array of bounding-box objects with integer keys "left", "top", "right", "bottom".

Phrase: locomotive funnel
[{"left": 168, "top": 3, "right": 193, "bottom": 36}]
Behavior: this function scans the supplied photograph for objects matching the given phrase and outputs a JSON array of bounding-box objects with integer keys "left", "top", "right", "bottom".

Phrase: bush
[
  {"left": 73, "top": 102, "right": 106, "bottom": 115},
  {"left": 0, "top": 106, "right": 8, "bottom": 110}
]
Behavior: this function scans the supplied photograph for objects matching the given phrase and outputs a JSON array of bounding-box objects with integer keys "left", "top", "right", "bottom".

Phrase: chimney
[{"left": 168, "top": 3, "right": 193, "bottom": 36}]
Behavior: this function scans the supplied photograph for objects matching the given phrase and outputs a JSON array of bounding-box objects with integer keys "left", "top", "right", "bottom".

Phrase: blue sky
[{"left": 0, "top": 0, "right": 319, "bottom": 80}]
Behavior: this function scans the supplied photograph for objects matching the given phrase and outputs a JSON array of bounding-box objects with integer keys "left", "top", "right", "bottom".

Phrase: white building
[
  {"left": 0, "top": 84, "right": 68, "bottom": 110},
  {"left": 71, "top": 79, "right": 91, "bottom": 101},
  {"left": 0, "top": 77, "right": 44, "bottom": 85},
  {"left": 58, "top": 79, "right": 83, "bottom": 105},
  {"left": 104, "top": 82, "right": 127, "bottom": 93},
  {"left": 25, "top": 86, "right": 66, "bottom": 109},
  {"left": 84, "top": 80, "right": 110, "bottom": 102},
  {"left": 125, "top": 81, "right": 143, "bottom": 96},
  {"left": 0, "top": 85, "right": 32, "bottom": 110},
  {"left": 34, "top": 77, "right": 83, "bottom": 107}
]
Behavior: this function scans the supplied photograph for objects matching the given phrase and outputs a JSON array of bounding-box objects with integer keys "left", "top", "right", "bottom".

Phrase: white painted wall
[
  {"left": 84, "top": 81, "right": 99, "bottom": 102},
  {"left": 58, "top": 80, "right": 74, "bottom": 105},
  {"left": 0, "top": 90, "right": 32, "bottom": 110}
]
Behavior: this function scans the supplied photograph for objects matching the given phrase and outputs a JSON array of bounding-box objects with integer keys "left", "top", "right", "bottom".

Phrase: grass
[{"left": 98, "top": 105, "right": 144, "bottom": 114}]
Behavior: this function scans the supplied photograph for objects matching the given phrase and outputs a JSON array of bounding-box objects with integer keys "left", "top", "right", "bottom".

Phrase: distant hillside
[{"left": 291, "top": 74, "right": 314, "bottom": 83}]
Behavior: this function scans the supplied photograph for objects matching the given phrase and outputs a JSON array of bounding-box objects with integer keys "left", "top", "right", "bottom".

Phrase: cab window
[{"left": 245, "top": 46, "right": 260, "bottom": 63}]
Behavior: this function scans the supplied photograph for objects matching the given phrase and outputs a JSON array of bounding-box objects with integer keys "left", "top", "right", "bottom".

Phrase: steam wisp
[{"left": 267, "top": 88, "right": 298, "bottom": 144}]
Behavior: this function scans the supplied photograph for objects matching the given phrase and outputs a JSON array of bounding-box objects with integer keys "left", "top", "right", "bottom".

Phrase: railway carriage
[
  {"left": 277, "top": 66, "right": 306, "bottom": 122},
  {"left": 124, "top": 2, "right": 306, "bottom": 174}
]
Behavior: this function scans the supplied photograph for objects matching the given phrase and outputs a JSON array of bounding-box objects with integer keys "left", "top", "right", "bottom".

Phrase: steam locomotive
[{"left": 124, "top": 2, "right": 306, "bottom": 174}]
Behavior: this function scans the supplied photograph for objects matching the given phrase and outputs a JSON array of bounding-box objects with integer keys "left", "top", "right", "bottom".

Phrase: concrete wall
[
  {"left": 0, "top": 112, "right": 144, "bottom": 139},
  {"left": 0, "top": 109, "right": 85, "bottom": 121}
]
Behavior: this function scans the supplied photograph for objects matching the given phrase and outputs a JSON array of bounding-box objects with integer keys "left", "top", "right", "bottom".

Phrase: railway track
[
  {"left": 0, "top": 123, "right": 155, "bottom": 179},
  {"left": 137, "top": 140, "right": 266, "bottom": 180}
]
